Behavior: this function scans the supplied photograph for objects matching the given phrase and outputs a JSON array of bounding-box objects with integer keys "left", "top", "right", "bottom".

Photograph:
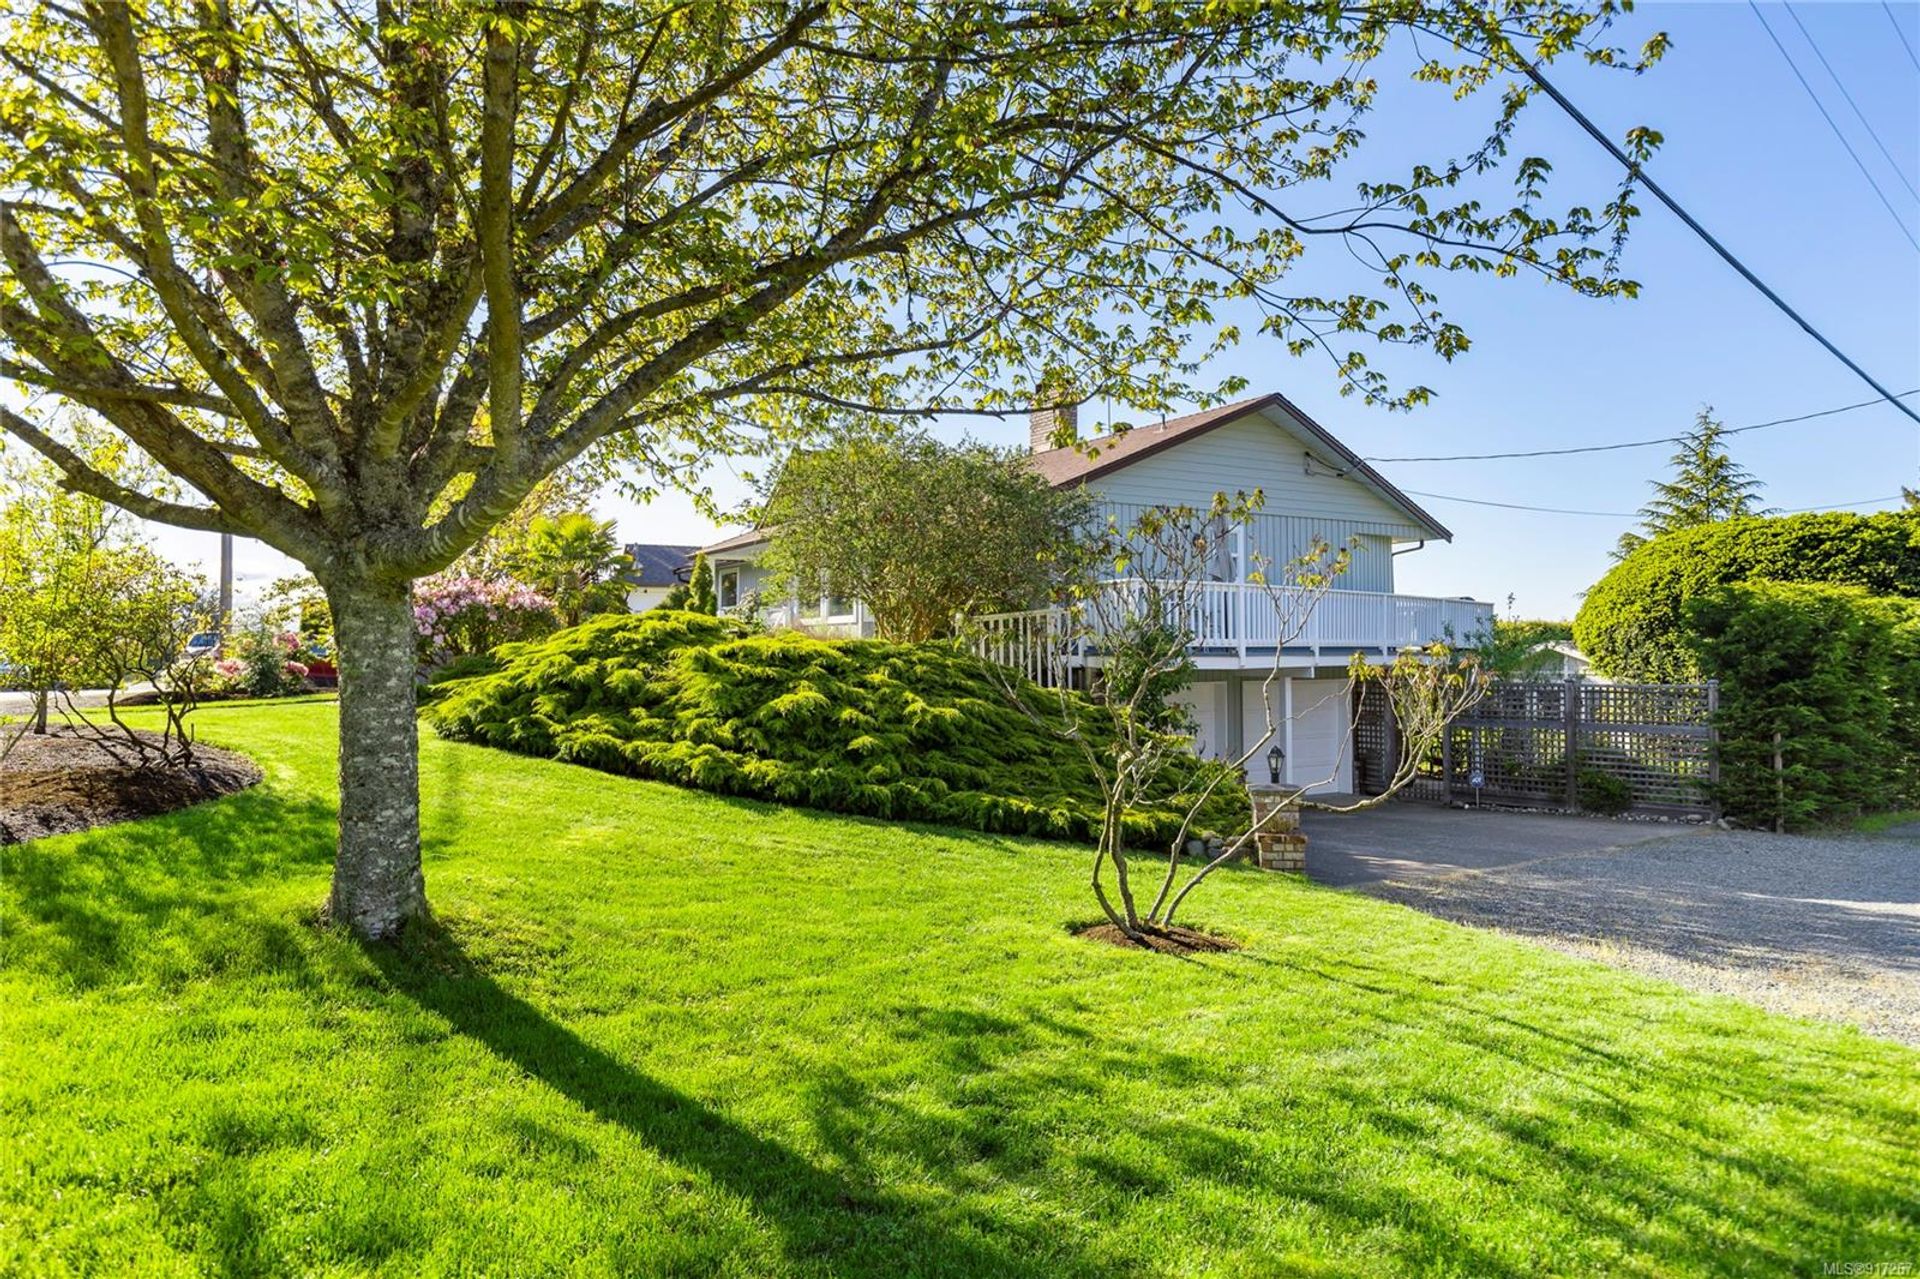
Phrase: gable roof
[
  {"left": 698, "top": 527, "right": 772, "bottom": 557},
  {"left": 1025, "top": 392, "right": 1451, "bottom": 540},
  {"left": 622, "top": 542, "right": 698, "bottom": 587}
]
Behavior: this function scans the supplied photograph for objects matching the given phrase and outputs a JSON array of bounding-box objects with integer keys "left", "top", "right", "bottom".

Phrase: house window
[
  {"left": 826, "top": 592, "right": 853, "bottom": 619},
  {"left": 718, "top": 570, "right": 739, "bottom": 610}
]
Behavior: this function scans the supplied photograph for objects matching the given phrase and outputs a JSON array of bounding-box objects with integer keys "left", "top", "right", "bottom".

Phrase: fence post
[
  {"left": 1706, "top": 680, "right": 1720, "bottom": 821},
  {"left": 1563, "top": 678, "right": 1580, "bottom": 810}
]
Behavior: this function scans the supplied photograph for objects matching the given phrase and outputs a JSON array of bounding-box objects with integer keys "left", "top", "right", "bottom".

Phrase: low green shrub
[
  {"left": 1686, "top": 582, "right": 1920, "bottom": 830},
  {"left": 426, "top": 610, "right": 1249, "bottom": 844},
  {"left": 420, "top": 651, "right": 502, "bottom": 700},
  {"left": 1575, "top": 510, "right": 1920, "bottom": 681},
  {"left": 1575, "top": 768, "right": 1633, "bottom": 816}
]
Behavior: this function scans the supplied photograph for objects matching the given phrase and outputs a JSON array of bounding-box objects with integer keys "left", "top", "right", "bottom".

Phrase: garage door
[
  {"left": 1167, "top": 682, "right": 1230, "bottom": 760},
  {"left": 1290, "top": 678, "right": 1352, "bottom": 793},
  {"left": 1242, "top": 677, "right": 1351, "bottom": 794}
]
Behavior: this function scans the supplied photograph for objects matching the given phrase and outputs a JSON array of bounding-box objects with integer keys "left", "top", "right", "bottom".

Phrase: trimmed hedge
[
  {"left": 425, "top": 610, "right": 1249, "bottom": 844},
  {"left": 1686, "top": 583, "right": 1920, "bottom": 830},
  {"left": 1574, "top": 510, "right": 1920, "bottom": 681}
]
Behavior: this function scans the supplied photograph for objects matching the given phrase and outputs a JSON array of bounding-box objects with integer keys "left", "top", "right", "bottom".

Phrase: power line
[
  {"left": 1748, "top": 1, "right": 1920, "bottom": 251},
  {"left": 1784, "top": 2, "right": 1920, "bottom": 203},
  {"left": 1401, "top": 488, "right": 1904, "bottom": 519},
  {"left": 1516, "top": 60, "right": 1920, "bottom": 430},
  {"left": 1366, "top": 388, "right": 1920, "bottom": 463},
  {"left": 1884, "top": 1, "right": 1920, "bottom": 72}
]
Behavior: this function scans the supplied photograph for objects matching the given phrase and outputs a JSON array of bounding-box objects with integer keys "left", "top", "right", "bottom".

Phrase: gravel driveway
[{"left": 1303, "top": 806, "right": 1920, "bottom": 1046}]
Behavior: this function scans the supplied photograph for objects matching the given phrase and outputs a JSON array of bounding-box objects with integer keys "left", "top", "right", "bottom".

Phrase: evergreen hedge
[
  {"left": 425, "top": 610, "right": 1249, "bottom": 843},
  {"left": 1686, "top": 583, "right": 1920, "bottom": 829},
  {"left": 1574, "top": 510, "right": 1920, "bottom": 681}
]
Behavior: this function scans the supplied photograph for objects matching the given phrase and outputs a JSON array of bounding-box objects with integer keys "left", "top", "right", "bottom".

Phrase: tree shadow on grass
[
  {"left": 788, "top": 1003, "right": 1555, "bottom": 1279},
  {"left": 1233, "top": 951, "right": 1920, "bottom": 1271},
  {"left": 369, "top": 920, "right": 1088, "bottom": 1278},
  {"left": 1, "top": 782, "right": 337, "bottom": 988}
]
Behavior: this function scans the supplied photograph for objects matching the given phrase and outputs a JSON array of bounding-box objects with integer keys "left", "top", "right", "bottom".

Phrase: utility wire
[
  {"left": 1785, "top": 2, "right": 1920, "bottom": 203},
  {"left": 1366, "top": 388, "right": 1919, "bottom": 463},
  {"left": 1884, "top": 1, "right": 1920, "bottom": 72},
  {"left": 1748, "top": 1, "right": 1920, "bottom": 251},
  {"left": 1401, "top": 488, "right": 1904, "bottom": 518},
  {"left": 1516, "top": 60, "right": 1920, "bottom": 429}
]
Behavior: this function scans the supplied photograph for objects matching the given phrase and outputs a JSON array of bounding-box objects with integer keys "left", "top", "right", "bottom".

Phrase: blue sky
[
  {"left": 611, "top": 0, "right": 1920, "bottom": 620},
  {"left": 157, "top": 2, "right": 1920, "bottom": 620}
]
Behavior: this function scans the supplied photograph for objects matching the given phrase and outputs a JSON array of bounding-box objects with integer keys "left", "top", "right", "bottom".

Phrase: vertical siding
[
  {"left": 1086, "top": 410, "right": 1429, "bottom": 533},
  {"left": 1081, "top": 408, "right": 1430, "bottom": 594},
  {"left": 1097, "top": 501, "right": 1400, "bottom": 593}
]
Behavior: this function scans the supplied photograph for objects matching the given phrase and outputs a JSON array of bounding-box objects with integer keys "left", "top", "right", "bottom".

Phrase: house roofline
[
  {"left": 701, "top": 391, "right": 1453, "bottom": 553},
  {"left": 1037, "top": 392, "right": 1452, "bottom": 542},
  {"left": 1262, "top": 390, "right": 1453, "bottom": 542},
  {"left": 698, "top": 527, "right": 774, "bottom": 556}
]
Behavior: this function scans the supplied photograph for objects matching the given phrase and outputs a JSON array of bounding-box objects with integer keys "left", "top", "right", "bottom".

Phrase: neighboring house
[
  {"left": 696, "top": 391, "right": 1494, "bottom": 793},
  {"left": 622, "top": 543, "right": 697, "bottom": 614},
  {"left": 1520, "top": 641, "right": 1611, "bottom": 684}
]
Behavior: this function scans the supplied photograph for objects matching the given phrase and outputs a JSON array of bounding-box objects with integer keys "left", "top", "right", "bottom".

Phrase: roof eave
[
  {"left": 1036, "top": 392, "right": 1451, "bottom": 541},
  {"left": 1262, "top": 389, "right": 1453, "bottom": 542}
]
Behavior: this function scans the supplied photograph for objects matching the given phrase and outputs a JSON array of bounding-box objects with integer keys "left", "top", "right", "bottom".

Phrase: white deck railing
[
  {"left": 971, "top": 605, "right": 1075, "bottom": 687},
  {"left": 971, "top": 581, "right": 1492, "bottom": 680}
]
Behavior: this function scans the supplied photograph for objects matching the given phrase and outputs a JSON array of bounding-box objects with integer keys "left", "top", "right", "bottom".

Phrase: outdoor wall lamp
[{"left": 1267, "top": 744, "right": 1284, "bottom": 785}]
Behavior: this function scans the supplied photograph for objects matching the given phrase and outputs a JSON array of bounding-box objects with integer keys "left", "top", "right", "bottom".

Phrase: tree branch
[{"left": 0, "top": 405, "right": 245, "bottom": 534}]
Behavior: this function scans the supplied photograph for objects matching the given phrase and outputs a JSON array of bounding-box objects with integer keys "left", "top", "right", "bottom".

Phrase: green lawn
[
  {"left": 4, "top": 701, "right": 1916, "bottom": 1277},
  {"left": 1855, "top": 810, "right": 1920, "bottom": 835}
]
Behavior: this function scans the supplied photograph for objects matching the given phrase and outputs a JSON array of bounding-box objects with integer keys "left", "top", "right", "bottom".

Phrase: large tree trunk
[{"left": 327, "top": 583, "right": 427, "bottom": 940}]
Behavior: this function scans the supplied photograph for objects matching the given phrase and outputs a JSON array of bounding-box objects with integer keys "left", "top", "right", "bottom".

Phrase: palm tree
[{"left": 512, "top": 514, "right": 633, "bottom": 626}]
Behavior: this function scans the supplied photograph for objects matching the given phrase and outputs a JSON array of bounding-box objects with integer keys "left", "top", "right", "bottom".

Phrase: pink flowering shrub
[
  {"left": 413, "top": 573, "right": 556, "bottom": 667},
  {"left": 206, "top": 627, "right": 316, "bottom": 697}
]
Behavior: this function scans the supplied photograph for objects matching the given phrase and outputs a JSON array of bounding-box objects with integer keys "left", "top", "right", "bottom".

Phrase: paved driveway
[
  {"left": 1301, "top": 804, "right": 1920, "bottom": 1046},
  {"left": 0, "top": 685, "right": 152, "bottom": 718}
]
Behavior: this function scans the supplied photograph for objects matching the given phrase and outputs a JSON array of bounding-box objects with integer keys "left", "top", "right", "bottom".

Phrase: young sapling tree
[{"left": 987, "top": 498, "right": 1487, "bottom": 946}]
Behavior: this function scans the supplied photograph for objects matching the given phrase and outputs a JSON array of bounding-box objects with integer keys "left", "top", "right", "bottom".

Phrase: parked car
[
  {"left": 183, "top": 631, "right": 221, "bottom": 660},
  {"left": 303, "top": 639, "right": 338, "bottom": 688}
]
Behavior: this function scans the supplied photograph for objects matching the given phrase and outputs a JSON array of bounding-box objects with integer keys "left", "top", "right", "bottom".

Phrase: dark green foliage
[
  {"left": 1099, "top": 613, "right": 1199, "bottom": 736},
  {"left": 1575, "top": 768, "right": 1633, "bottom": 816},
  {"left": 1613, "top": 409, "right": 1769, "bottom": 560},
  {"left": 1885, "top": 605, "right": 1920, "bottom": 804},
  {"left": 687, "top": 552, "right": 717, "bottom": 615},
  {"left": 1477, "top": 618, "right": 1575, "bottom": 678},
  {"left": 427, "top": 610, "right": 1246, "bottom": 843},
  {"left": 1575, "top": 510, "right": 1920, "bottom": 681},
  {"left": 759, "top": 432, "right": 1091, "bottom": 643},
  {"left": 653, "top": 552, "right": 713, "bottom": 612},
  {"left": 1686, "top": 583, "right": 1920, "bottom": 830}
]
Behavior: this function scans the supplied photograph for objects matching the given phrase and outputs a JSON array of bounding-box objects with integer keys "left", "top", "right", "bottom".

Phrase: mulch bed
[
  {"left": 1076, "top": 921, "right": 1242, "bottom": 955},
  {"left": 1, "top": 725, "right": 261, "bottom": 845}
]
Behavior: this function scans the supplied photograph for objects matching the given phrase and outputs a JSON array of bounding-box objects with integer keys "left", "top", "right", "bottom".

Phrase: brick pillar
[{"left": 1247, "top": 783, "right": 1307, "bottom": 872}]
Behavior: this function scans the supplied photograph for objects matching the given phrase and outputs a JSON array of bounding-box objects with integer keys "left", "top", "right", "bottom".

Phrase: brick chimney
[{"left": 1029, "top": 401, "right": 1078, "bottom": 453}]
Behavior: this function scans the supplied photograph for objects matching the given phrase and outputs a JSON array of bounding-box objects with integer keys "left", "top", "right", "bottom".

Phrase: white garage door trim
[{"left": 1242, "top": 677, "right": 1351, "bottom": 794}]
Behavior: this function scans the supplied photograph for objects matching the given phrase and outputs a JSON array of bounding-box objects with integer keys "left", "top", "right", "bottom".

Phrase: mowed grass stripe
[{"left": 2, "top": 700, "right": 1914, "bottom": 1277}]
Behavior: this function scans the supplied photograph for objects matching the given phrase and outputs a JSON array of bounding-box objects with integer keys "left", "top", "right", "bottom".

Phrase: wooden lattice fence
[{"left": 1356, "top": 679, "right": 1719, "bottom": 818}]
